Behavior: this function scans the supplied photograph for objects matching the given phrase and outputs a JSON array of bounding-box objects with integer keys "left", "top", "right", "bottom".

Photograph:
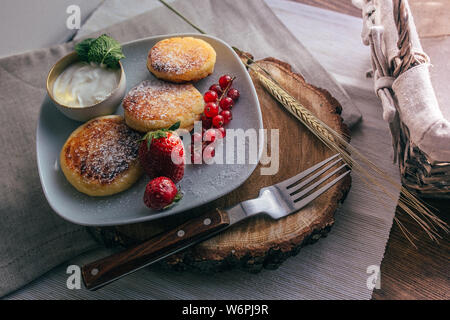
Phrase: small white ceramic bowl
[{"left": 46, "top": 52, "right": 126, "bottom": 122}]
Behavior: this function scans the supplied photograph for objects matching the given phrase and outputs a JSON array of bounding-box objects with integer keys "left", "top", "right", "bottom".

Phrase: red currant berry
[
  {"left": 212, "top": 115, "right": 224, "bottom": 128},
  {"left": 204, "top": 102, "right": 219, "bottom": 118},
  {"left": 227, "top": 88, "right": 240, "bottom": 101},
  {"left": 220, "top": 110, "right": 232, "bottom": 125},
  {"left": 219, "top": 96, "right": 234, "bottom": 110},
  {"left": 203, "top": 129, "right": 217, "bottom": 143},
  {"left": 201, "top": 114, "right": 212, "bottom": 129},
  {"left": 203, "top": 90, "right": 218, "bottom": 103},
  {"left": 219, "top": 75, "right": 233, "bottom": 89},
  {"left": 217, "top": 127, "right": 226, "bottom": 138},
  {"left": 191, "top": 150, "right": 202, "bottom": 164},
  {"left": 209, "top": 84, "right": 223, "bottom": 96},
  {"left": 203, "top": 144, "right": 216, "bottom": 160}
]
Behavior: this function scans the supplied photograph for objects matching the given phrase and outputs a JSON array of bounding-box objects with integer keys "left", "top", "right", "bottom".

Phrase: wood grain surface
[
  {"left": 291, "top": 0, "right": 450, "bottom": 301},
  {"left": 93, "top": 56, "right": 351, "bottom": 272}
]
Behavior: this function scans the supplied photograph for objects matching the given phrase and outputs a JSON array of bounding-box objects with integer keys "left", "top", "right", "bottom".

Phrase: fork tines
[{"left": 277, "top": 154, "right": 350, "bottom": 210}]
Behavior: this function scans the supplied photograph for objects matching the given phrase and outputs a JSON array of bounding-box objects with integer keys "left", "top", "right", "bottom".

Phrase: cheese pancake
[
  {"left": 147, "top": 37, "right": 216, "bottom": 83},
  {"left": 122, "top": 79, "right": 204, "bottom": 132},
  {"left": 60, "top": 115, "right": 143, "bottom": 196}
]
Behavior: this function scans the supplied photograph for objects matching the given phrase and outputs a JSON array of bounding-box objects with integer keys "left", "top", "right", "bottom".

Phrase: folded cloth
[
  {"left": 0, "top": 43, "right": 99, "bottom": 296},
  {"left": 393, "top": 64, "right": 450, "bottom": 162},
  {"left": 1, "top": 0, "right": 368, "bottom": 298},
  {"left": 355, "top": 0, "right": 450, "bottom": 163}
]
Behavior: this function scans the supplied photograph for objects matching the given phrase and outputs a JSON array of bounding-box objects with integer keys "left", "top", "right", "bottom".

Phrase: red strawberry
[
  {"left": 143, "top": 177, "right": 182, "bottom": 210},
  {"left": 138, "top": 122, "right": 185, "bottom": 183}
]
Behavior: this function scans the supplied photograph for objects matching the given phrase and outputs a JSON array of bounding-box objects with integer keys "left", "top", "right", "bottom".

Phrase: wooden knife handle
[{"left": 82, "top": 209, "right": 230, "bottom": 290}]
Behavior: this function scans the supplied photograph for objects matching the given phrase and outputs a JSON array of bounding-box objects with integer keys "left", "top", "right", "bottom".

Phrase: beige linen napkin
[
  {"left": 0, "top": 43, "right": 98, "bottom": 296},
  {"left": 3, "top": 0, "right": 387, "bottom": 299}
]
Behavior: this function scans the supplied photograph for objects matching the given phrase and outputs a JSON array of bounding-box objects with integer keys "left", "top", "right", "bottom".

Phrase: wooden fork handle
[{"left": 82, "top": 209, "right": 230, "bottom": 290}]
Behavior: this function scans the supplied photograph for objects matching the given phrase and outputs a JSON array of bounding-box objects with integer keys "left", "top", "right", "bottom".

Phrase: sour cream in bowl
[{"left": 47, "top": 52, "right": 126, "bottom": 122}]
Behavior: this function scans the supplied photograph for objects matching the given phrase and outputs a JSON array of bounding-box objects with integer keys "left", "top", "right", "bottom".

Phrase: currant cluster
[{"left": 190, "top": 74, "right": 240, "bottom": 163}]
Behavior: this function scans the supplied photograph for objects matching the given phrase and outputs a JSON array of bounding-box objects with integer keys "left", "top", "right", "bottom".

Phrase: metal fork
[{"left": 82, "top": 154, "right": 349, "bottom": 290}]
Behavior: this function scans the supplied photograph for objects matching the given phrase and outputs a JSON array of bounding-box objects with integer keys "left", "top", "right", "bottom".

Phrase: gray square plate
[{"left": 37, "top": 34, "right": 263, "bottom": 226}]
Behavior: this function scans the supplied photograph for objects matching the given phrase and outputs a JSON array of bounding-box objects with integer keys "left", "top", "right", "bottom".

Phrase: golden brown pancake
[
  {"left": 122, "top": 79, "right": 204, "bottom": 132},
  {"left": 147, "top": 37, "right": 216, "bottom": 83},
  {"left": 60, "top": 115, "right": 143, "bottom": 196}
]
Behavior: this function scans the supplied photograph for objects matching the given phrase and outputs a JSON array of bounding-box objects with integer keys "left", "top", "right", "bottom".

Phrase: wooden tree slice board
[{"left": 90, "top": 57, "right": 351, "bottom": 273}]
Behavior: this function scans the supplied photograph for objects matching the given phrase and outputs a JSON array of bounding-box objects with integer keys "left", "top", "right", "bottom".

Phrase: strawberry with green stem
[{"left": 138, "top": 121, "right": 185, "bottom": 183}]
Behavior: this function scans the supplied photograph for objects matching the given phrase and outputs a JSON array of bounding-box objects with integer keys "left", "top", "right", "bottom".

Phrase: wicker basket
[{"left": 357, "top": 0, "right": 450, "bottom": 198}]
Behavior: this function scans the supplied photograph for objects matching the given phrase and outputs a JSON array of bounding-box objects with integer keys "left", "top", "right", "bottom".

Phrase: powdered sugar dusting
[
  {"left": 64, "top": 118, "right": 141, "bottom": 184},
  {"left": 122, "top": 79, "right": 202, "bottom": 121},
  {"left": 150, "top": 38, "right": 208, "bottom": 75}
]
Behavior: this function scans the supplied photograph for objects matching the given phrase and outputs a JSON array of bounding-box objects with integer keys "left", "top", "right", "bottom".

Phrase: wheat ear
[{"left": 246, "top": 59, "right": 447, "bottom": 243}]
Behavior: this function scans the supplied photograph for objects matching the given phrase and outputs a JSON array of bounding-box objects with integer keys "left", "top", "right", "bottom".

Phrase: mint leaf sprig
[{"left": 75, "top": 34, "right": 125, "bottom": 69}]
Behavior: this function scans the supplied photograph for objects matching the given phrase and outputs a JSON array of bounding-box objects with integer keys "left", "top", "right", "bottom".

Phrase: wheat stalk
[
  {"left": 244, "top": 57, "right": 447, "bottom": 243},
  {"left": 158, "top": 0, "right": 448, "bottom": 244}
]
